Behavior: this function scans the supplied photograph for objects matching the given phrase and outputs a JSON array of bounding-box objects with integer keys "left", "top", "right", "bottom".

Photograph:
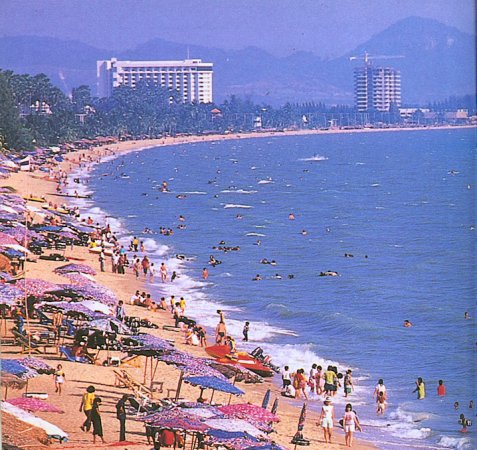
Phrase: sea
[{"left": 67, "top": 128, "right": 476, "bottom": 450}]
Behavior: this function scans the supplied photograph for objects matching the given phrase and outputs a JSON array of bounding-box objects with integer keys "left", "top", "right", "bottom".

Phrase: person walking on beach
[
  {"left": 133, "top": 258, "right": 141, "bottom": 279},
  {"left": 79, "top": 385, "right": 95, "bottom": 432},
  {"left": 54, "top": 364, "right": 65, "bottom": 395},
  {"left": 91, "top": 397, "right": 105, "bottom": 444},
  {"left": 116, "top": 394, "right": 129, "bottom": 442},
  {"left": 318, "top": 396, "right": 335, "bottom": 444},
  {"left": 293, "top": 369, "right": 308, "bottom": 400},
  {"left": 342, "top": 403, "right": 362, "bottom": 447},
  {"left": 414, "top": 377, "right": 426, "bottom": 400},
  {"left": 99, "top": 251, "right": 105, "bottom": 272},
  {"left": 160, "top": 262, "right": 168, "bottom": 282}
]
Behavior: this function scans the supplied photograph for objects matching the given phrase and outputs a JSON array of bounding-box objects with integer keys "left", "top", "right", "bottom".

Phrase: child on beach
[
  {"left": 342, "top": 403, "right": 362, "bottom": 448},
  {"left": 376, "top": 392, "right": 387, "bottom": 414},
  {"left": 318, "top": 396, "right": 335, "bottom": 444},
  {"left": 54, "top": 364, "right": 65, "bottom": 395}
]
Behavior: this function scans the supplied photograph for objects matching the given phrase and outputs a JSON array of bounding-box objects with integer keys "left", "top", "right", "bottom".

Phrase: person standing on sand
[
  {"left": 91, "top": 397, "right": 105, "bottom": 444},
  {"left": 116, "top": 394, "right": 129, "bottom": 442},
  {"left": 160, "top": 262, "right": 168, "bottom": 282},
  {"left": 342, "top": 403, "right": 362, "bottom": 448},
  {"left": 79, "top": 385, "right": 95, "bottom": 432},
  {"left": 115, "top": 300, "right": 125, "bottom": 322},
  {"left": 318, "top": 396, "right": 335, "bottom": 444},
  {"left": 54, "top": 364, "right": 65, "bottom": 395},
  {"left": 243, "top": 321, "right": 250, "bottom": 341}
]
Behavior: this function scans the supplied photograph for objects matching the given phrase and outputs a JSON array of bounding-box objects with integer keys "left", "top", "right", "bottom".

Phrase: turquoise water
[{"left": 72, "top": 128, "right": 476, "bottom": 449}]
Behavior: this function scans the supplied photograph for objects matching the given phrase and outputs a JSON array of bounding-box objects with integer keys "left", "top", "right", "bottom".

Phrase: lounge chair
[
  {"left": 12, "top": 330, "right": 43, "bottom": 354},
  {"left": 59, "top": 345, "right": 90, "bottom": 364},
  {"left": 113, "top": 369, "right": 158, "bottom": 399}
]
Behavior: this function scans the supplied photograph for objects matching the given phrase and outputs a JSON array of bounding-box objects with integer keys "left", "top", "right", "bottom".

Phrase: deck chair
[
  {"left": 36, "top": 310, "right": 53, "bottom": 325},
  {"left": 12, "top": 330, "right": 43, "bottom": 354},
  {"left": 120, "top": 354, "right": 141, "bottom": 368},
  {"left": 59, "top": 345, "right": 90, "bottom": 364}
]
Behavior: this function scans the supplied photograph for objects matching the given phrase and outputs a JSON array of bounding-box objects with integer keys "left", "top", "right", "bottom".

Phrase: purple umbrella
[{"left": 54, "top": 264, "right": 97, "bottom": 276}]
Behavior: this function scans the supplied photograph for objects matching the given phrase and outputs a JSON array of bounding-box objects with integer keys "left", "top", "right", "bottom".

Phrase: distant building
[
  {"left": 354, "top": 66, "right": 401, "bottom": 112},
  {"left": 97, "top": 58, "right": 213, "bottom": 103}
]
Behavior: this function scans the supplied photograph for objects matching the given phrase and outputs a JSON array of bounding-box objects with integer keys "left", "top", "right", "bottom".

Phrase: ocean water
[{"left": 68, "top": 129, "right": 475, "bottom": 449}]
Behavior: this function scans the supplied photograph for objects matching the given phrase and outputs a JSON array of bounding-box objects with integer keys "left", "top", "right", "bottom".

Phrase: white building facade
[
  {"left": 354, "top": 67, "right": 401, "bottom": 112},
  {"left": 97, "top": 58, "right": 213, "bottom": 103}
]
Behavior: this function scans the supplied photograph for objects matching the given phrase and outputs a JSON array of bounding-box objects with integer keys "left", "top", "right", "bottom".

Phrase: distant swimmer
[
  {"left": 254, "top": 240, "right": 261, "bottom": 246},
  {"left": 202, "top": 268, "right": 208, "bottom": 280},
  {"left": 272, "top": 273, "right": 282, "bottom": 280},
  {"left": 179, "top": 215, "right": 185, "bottom": 221},
  {"left": 344, "top": 253, "right": 354, "bottom": 258},
  {"left": 459, "top": 414, "right": 472, "bottom": 433},
  {"left": 320, "top": 271, "right": 339, "bottom": 277},
  {"left": 260, "top": 259, "right": 270, "bottom": 264},
  {"left": 288, "top": 213, "right": 296, "bottom": 220},
  {"left": 464, "top": 311, "right": 470, "bottom": 319},
  {"left": 236, "top": 214, "right": 243, "bottom": 219},
  {"left": 288, "top": 274, "right": 295, "bottom": 279},
  {"left": 176, "top": 194, "right": 187, "bottom": 199},
  {"left": 270, "top": 260, "right": 277, "bottom": 266},
  {"left": 176, "top": 254, "right": 186, "bottom": 260},
  {"left": 404, "top": 320, "right": 413, "bottom": 327},
  {"left": 326, "top": 227, "right": 331, "bottom": 233},
  {"left": 252, "top": 274, "right": 262, "bottom": 281},
  {"left": 301, "top": 230, "right": 308, "bottom": 235}
]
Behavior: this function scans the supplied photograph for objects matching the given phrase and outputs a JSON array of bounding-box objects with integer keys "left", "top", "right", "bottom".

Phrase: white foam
[
  {"left": 258, "top": 179, "right": 274, "bottom": 184},
  {"left": 182, "top": 191, "right": 207, "bottom": 195},
  {"left": 220, "top": 189, "right": 258, "bottom": 194},
  {"left": 298, "top": 155, "right": 328, "bottom": 161},
  {"left": 246, "top": 232, "right": 266, "bottom": 237},
  {"left": 437, "top": 436, "right": 473, "bottom": 449},
  {"left": 223, "top": 204, "right": 253, "bottom": 209}
]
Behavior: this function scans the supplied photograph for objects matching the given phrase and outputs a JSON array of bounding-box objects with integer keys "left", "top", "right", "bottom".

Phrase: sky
[{"left": 2, "top": 0, "right": 475, "bottom": 57}]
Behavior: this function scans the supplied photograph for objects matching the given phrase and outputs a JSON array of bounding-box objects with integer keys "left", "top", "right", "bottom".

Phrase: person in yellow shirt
[
  {"left": 179, "top": 297, "right": 186, "bottom": 312},
  {"left": 79, "top": 385, "right": 96, "bottom": 432}
]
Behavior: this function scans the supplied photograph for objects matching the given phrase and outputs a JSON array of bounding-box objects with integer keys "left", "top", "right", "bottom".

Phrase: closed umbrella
[
  {"left": 292, "top": 403, "right": 307, "bottom": 447},
  {"left": 271, "top": 398, "right": 279, "bottom": 416},
  {"left": 261, "top": 389, "right": 271, "bottom": 409}
]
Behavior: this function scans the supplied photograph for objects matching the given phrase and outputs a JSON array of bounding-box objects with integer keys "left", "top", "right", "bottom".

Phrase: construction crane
[{"left": 349, "top": 52, "right": 404, "bottom": 67}]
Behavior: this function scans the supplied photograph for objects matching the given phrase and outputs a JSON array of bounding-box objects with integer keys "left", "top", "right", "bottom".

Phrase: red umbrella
[{"left": 7, "top": 397, "right": 64, "bottom": 413}]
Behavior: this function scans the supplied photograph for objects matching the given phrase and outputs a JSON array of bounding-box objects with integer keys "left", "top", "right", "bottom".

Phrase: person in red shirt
[{"left": 437, "top": 379, "right": 446, "bottom": 396}]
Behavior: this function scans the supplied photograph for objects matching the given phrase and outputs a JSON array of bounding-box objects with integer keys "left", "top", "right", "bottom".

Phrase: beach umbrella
[
  {"left": 16, "top": 279, "right": 59, "bottom": 296},
  {"left": 292, "top": 403, "right": 307, "bottom": 447},
  {"left": 0, "top": 232, "right": 20, "bottom": 246},
  {"left": 244, "top": 444, "right": 288, "bottom": 450},
  {"left": 218, "top": 404, "right": 280, "bottom": 424},
  {"left": 18, "top": 357, "right": 55, "bottom": 375},
  {"left": 261, "top": 389, "right": 271, "bottom": 409},
  {"left": 206, "top": 427, "right": 261, "bottom": 442},
  {"left": 270, "top": 398, "right": 279, "bottom": 416},
  {"left": 1, "top": 371, "right": 27, "bottom": 390},
  {"left": 143, "top": 408, "right": 210, "bottom": 432},
  {"left": 0, "top": 284, "right": 24, "bottom": 305},
  {"left": 209, "top": 362, "right": 264, "bottom": 384},
  {"left": 36, "top": 301, "right": 97, "bottom": 319},
  {"left": 54, "top": 263, "right": 96, "bottom": 276},
  {"left": 0, "top": 359, "right": 38, "bottom": 380},
  {"left": 183, "top": 376, "right": 245, "bottom": 396},
  {"left": 80, "top": 300, "right": 112, "bottom": 315},
  {"left": 88, "top": 317, "right": 131, "bottom": 334},
  {"left": 8, "top": 397, "right": 64, "bottom": 413}
]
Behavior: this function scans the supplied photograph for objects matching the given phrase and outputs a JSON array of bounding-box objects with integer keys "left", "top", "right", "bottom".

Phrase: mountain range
[{"left": 0, "top": 16, "right": 474, "bottom": 106}]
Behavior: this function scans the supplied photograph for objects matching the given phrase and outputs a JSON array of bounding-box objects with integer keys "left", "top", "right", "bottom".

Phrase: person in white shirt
[
  {"left": 282, "top": 365, "right": 291, "bottom": 388},
  {"left": 129, "top": 290, "right": 140, "bottom": 305}
]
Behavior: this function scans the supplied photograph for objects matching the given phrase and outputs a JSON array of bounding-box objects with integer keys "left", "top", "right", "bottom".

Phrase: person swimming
[
  {"left": 404, "top": 320, "right": 413, "bottom": 327},
  {"left": 320, "top": 271, "right": 339, "bottom": 277},
  {"left": 252, "top": 274, "right": 262, "bottom": 281}
]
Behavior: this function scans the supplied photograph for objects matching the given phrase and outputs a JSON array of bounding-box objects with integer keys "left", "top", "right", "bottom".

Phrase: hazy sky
[{"left": 2, "top": 0, "right": 475, "bottom": 57}]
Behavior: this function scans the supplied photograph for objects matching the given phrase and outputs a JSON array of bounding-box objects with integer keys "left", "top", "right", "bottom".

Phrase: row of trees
[{"left": 0, "top": 68, "right": 475, "bottom": 152}]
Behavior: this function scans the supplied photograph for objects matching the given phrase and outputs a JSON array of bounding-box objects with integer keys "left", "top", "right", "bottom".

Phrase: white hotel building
[{"left": 97, "top": 58, "right": 213, "bottom": 103}]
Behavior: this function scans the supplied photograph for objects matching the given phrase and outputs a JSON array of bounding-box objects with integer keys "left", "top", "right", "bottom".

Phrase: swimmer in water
[
  {"left": 252, "top": 274, "right": 262, "bottom": 281},
  {"left": 301, "top": 229, "right": 308, "bottom": 235},
  {"left": 273, "top": 273, "right": 282, "bottom": 280},
  {"left": 255, "top": 240, "right": 261, "bottom": 246},
  {"left": 454, "top": 401, "right": 459, "bottom": 410},
  {"left": 404, "top": 320, "right": 413, "bottom": 327},
  {"left": 288, "top": 213, "right": 295, "bottom": 220},
  {"left": 179, "top": 215, "right": 185, "bottom": 221},
  {"left": 464, "top": 311, "right": 470, "bottom": 319}
]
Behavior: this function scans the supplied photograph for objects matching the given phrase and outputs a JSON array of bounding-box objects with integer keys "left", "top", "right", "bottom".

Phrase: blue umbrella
[
  {"left": 0, "top": 284, "right": 24, "bottom": 305},
  {"left": 261, "top": 388, "right": 271, "bottom": 409},
  {"left": 183, "top": 375, "right": 245, "bottom": 395}
]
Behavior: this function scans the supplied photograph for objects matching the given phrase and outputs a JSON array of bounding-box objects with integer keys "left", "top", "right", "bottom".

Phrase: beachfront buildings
[
  {"left": 354, "top": 66, "right": 401, "bottom": 112},
  {"left": 97, "top": 58, "right": 213, "bottom": 103}
]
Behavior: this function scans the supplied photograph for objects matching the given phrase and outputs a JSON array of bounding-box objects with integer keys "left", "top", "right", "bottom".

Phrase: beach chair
[
  {"left": 114, "top": 369, "right": 154, "bottom": 399},
  {"left": 11, "top": 330, "right": 43, "bottom": 354},
  {"left": 120, "top": 354, "right": 142, "bottom": 368},
  {"left": 59, "top": 345, "right": 90, "bottom": 364},
  {"left": 36, "top": 310, "right": 53, "bottom": 326}
]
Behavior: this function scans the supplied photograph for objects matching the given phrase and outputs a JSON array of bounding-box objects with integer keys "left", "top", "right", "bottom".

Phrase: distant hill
[{"left": 0, "top": 16, "right": 474, "bottom": 105}]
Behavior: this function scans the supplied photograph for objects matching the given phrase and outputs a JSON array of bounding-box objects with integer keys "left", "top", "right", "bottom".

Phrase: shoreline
[{"left": 4, "top": 124, "right": 473, "bottom": 449}]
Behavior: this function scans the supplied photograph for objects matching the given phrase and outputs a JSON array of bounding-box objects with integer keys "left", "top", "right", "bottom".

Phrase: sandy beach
[{"left": 5, "top": 124, "right": 472, "bottom": 449}]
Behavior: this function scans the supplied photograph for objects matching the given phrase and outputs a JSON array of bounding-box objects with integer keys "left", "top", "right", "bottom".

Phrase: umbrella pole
[
  {"left": 174, "top": 370, "right": 184, "bottom": 401},
  {"left": 143, "top": 356, "right": 148, "bottom": 385},
  {"left": 210, "top": 389, "right": 215, "bottom": 404},
  {"left": 227, "top": 375, "right": 237, "bottom": 405},
  {"left": 151, "top": 358, "right": 159, "bottom": 392}
]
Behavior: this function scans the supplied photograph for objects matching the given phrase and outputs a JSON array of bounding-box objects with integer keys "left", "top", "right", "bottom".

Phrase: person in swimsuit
[
  {"left": 215, "top": 321, "right": 227, "bottom": 345},
  {"left": 413, "top": 377, "right": 426, "bottom": 400}
]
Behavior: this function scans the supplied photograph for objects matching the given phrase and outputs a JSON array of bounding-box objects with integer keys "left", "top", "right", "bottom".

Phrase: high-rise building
[
  {"left": 354, "top": 66, "right": 401, "bottom": 112},
  {"left": 97, "top": 58, "right": 213, "bottom": 103}
]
